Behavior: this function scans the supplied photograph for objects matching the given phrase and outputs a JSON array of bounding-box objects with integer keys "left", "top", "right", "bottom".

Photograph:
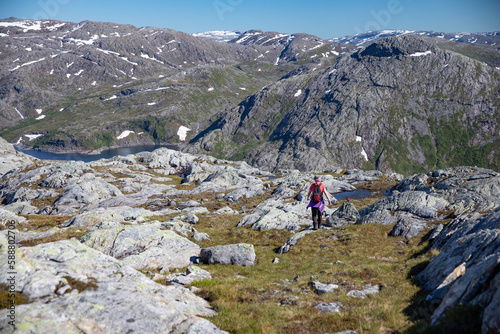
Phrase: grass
[{"left": 187, "top": 210, "right": 437, "bottom": 334}]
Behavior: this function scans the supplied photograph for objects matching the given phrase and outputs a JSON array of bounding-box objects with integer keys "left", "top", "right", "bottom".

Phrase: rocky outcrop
[
  {"left": 80, "top": 221, "right": 201, "bottom": 270},
  {"left": 416, "top": 208, "right": 500, "bottom": 333},
  {"left": 0, "top": 137, "right": 35, "bottom": 177},
  {"left": 191, "top": 35, "right": 500, "bottom": 173},
  {"left": 0, "top": 239, "right": 226, "bottom": 333}
]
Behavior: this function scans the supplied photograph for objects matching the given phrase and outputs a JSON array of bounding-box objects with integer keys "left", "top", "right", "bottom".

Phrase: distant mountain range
[{"left": 0, "top": 18, "right": 498, "bottom": 174}]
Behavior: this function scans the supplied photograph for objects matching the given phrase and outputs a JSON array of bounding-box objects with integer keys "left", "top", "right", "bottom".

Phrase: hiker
[{"left": 306, "top": 176, "right": 332, "bottom": 230}]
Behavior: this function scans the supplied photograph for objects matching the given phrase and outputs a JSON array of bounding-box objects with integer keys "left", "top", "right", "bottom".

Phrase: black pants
[{"left": 311, "top": 207, "right": 321, "bottom": 230}]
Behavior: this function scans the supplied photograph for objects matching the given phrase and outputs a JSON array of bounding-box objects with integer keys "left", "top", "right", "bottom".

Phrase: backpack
[{"left": 312, "top": 184, "right": 322, "bottom": 202}]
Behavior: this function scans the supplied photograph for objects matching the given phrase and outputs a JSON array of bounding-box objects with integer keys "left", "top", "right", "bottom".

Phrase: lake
[{"left": 16, "top": 145, "right": 178, "bottom": 163}]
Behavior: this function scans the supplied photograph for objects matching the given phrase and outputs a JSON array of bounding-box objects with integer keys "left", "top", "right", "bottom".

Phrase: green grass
[{"left": 189, "top": 215, "right": 435, "bottom": 334}]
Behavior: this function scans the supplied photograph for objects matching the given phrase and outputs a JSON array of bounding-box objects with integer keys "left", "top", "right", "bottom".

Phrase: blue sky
[{"left": 1, "top": 0, "right": 499, "bottom": 39}]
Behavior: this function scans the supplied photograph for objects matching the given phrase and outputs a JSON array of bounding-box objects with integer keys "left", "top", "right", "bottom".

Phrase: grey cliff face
[{"left": 191, "top": 35, "right": 499, "bottom": 174}]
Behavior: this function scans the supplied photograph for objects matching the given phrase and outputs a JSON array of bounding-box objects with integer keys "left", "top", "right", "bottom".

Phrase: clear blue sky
[{"left": 1, "top": 0, "right": 499, "bottom": 39}]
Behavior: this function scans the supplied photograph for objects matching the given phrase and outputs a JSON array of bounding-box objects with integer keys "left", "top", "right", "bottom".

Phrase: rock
[
  {"left": 0, "top": 208, "right": 27, "bottom": 225},
  {"left": 0, "top": 239, "right": 225, "bottom": 334},
  {"left": 186, "top": 213, "right": 199, "bottom": 224},
  {"left": 325, "top": 201, "right": 360, "bottom": 227},
  {"left": 214, "top": 206, "right": 236, "bottom": 215},
  {"left": 139, "top": 148, "right": 196, "bottom": 171},
  {"left": 359, "top": 191, "right": 449, "bottom": 225},
  {"left": 2, "top": 201, "right": 39, "bottom": 215},
  {"left": 0, "top": 136, "right": 36, "bottom": 177},
  {"left": 346, "top": 284, "right": 381, "bottom": 299},
  {"left": 278, "top": 230, "right": 314, "bottom": 254},
  {"left": 65, "top": 206, "right": 160, "bottom": 228},
  {"left": 200, "top": 243, "right": 256, "bottom": 266},
  {"left": 238, "top": 207, "right": 305, "bottom": 231},
  {"left": 308, "top": 281, "right": 339, "bottom": 295},
  {"left": 314, "top": 302, "right": 343, "bottom": 313},
  {"left": 53, "top": 176, "right": 123, "bottom": 214},
  {"left": 415, "top": 209, "right": 500, "bottom": 332},
  {"left": 80, "top": 221, "right": 200, "bottom": 270},
  {"left": 388, "top": 214, "right": 427, "bottom": 239}
]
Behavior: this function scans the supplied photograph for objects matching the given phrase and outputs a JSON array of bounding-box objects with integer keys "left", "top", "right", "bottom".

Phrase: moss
[
  {"left": 0, "top": 284, "right": 30, "bottom": 310},
  {"left": 58, "top": 276, "right": 98, "bottom": 293}
]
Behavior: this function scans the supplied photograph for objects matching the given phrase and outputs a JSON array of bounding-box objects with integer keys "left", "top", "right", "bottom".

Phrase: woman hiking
[{"left": 307, "top": 176, "right": 332, "bottom": 230}]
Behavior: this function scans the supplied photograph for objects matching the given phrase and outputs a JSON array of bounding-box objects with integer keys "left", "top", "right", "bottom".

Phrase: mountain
[
  {"left": 187, "top": 35, "right": 500, "bottom": 174},
  {"left": 192, "top": 30, "right": 242, "bottom": 43},
  {"left": 329, "top": 29, "right": 500, "bottom": 47},
  {"left": 0, "top": 18, "right": 499, "bottom": 174}
]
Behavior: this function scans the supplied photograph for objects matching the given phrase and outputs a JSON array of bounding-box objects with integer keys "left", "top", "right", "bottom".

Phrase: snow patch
[
  {"left": 361, "top": 148, "right": 368, "bottom": 161},
  {"left": 409, "top": 50, "right": 432, "bottom": 57},
  {"left": 9, "top": 57, "right": 46, "bottom": 71},
  {"left": 177, "top": 126, "right": 191, "bottom": 141},
  {"left": 15, "top": 108, "right": 24, "bottom": 119},
  {"left": 36, "top": 115, "right": 46, "bottom": 120},
  {"left": 208, "top": 87, "right": 214, "bottom": 92},
  {"left": 147, "top": 102, "right": 157, "bottom": 106},
  {"left": 104, "top": 95, "right": 118, "bottom": 101},
  {"left": 36, "top": 109, "right": 43, "bottom": 114},
  {"left": 75, "top": 69, "right": 84, "bottom": 76},
  {"left": 25, "top": 134, "right": 43, "bottom": 141},
  {"left": 356, "top": 136, "right": 362, "bottom": 142},
  {"left": 294, "top": 89, "right": 302, "bottom": 97},
  {"left": 116, "top": 130, "right": 134, "bottom": 140}
]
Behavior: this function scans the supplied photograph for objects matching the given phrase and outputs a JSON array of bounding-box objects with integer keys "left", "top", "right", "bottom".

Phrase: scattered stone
[
  {"left": 388, "top": 214, "right": 427, "bottom": 239},
  {"left": 308, "top": 281, "right": 339, "bottom": 295},
  {"left": 314, "top": 302, "right": 343, "bottom": 313},
  {"left": 346, "top": 284, "right": 381, "bottom": 299},
  {"left": 273, "top": 257, "right": 280, "bottom": 264},
  {"left": 278, "top": 230, "right": 314, "bottom": 254}
]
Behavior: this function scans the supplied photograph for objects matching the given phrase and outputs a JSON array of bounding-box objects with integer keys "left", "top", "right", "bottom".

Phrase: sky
[{"left": 1, "top": 0, "right": 499, "bottom": 39}]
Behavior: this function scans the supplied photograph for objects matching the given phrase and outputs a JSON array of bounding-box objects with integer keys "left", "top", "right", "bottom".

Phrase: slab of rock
[
  {"left": 0, "top": 239, "right": 226, "bottom": 334},
  {"left": 80, "top": 221, "right": 200, "bottom": 270},
  {"left": 200, "top": 243, "right": 256, "bottom": 266},
  {"left": 65, "top": 206, "right": 160, "bottom": 228},
  {"left": 415, "top": 209, "right": 500, "bottom": 332}
]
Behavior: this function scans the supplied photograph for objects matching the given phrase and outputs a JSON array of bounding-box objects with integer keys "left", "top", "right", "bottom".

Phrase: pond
[
  {"left": 332, "top": 189, "right": 372, "bottom": 201},
  {"left": 16, "top": 145, "right": 178, "bottom": 163}
]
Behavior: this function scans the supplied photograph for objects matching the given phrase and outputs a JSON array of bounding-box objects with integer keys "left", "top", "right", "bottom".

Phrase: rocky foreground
[{"left": 0, "top": 136, "right": 499, "bottom": 333}]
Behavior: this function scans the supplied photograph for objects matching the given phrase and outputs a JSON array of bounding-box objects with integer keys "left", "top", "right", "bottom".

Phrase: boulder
[
  {"left": 200, "top": 243, "right": 256, "bottom": 266},
  {"left": 359, "top": 191, "right": 449, "bottom": 225},
  {"left": 388, "top": 214, "right": 427, "bottom": 239},
  {"left": 325, "top": 201, "right": 360, "bottom": 227}
]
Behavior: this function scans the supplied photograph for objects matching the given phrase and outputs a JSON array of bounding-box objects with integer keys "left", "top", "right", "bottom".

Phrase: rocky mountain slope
[
  {"left": 0, "top": 18, "right": 332, "bottom": 153},
  {"left": 1, "top": 19, "right": 499, "bottom": 175},
  {"left": 189, "top": 34, "right": 500, "bottom": 174},
  {"left": 0, "top": 138, "right": 499, "bottom": 333}
]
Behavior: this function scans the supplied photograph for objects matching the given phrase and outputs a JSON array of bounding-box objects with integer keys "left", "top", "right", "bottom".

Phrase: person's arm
[
  {"left": 306, "top": 187, "right": 312, "bottom": 201},
  {"left": 323, "top": 187, "right": 332, "bottom": 205}
]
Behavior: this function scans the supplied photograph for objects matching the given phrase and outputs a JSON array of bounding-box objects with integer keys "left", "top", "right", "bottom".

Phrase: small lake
[
  {"left": 16, "top": 145, "right": 178, "bottom": 163},
  {"left": 333, "top": 189, "right": 372, "bottom": 201}
]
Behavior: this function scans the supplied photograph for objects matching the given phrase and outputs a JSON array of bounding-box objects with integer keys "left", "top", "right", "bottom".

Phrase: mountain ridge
[{"left": 0, "top": 18, "right": 499, "bottom": 174}]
